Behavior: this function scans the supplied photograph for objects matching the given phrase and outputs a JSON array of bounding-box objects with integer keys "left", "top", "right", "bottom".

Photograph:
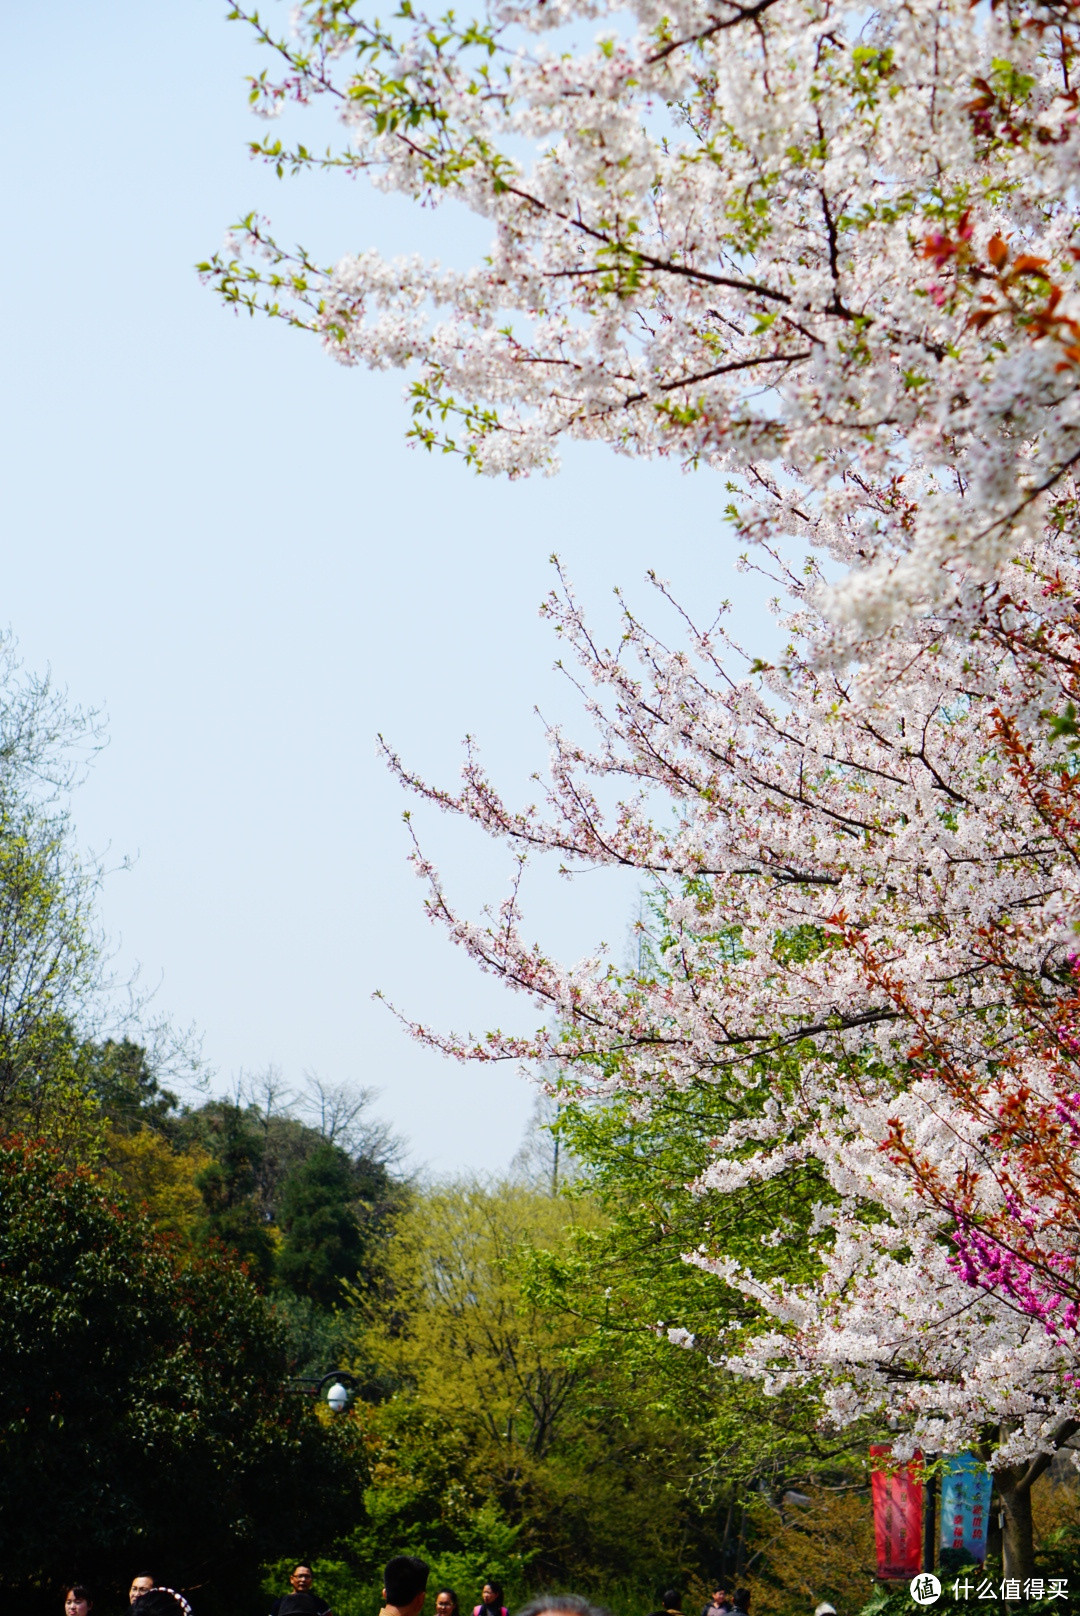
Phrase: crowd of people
[
  {"left": 64, "top": 1580, "right": 196, "bottom": 1616},
  {"left": 58, "top": 1557, "right": 777, "bottom": 1616},
  {"left": 264, "top": 1561, "right": 517, "bottom": 1616}
]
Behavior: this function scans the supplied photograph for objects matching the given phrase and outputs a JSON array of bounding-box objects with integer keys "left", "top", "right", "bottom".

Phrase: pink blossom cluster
[{"left": 948, "top": 1223, "right": 1080, "bottom": 1341}]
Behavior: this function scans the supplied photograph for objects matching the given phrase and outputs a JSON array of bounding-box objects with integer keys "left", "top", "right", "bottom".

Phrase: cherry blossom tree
[
  {"left": 377, "top": 560, "right": 1080, "bottom": 1574},
  {"left": 206, "top": 0, "right": 1080, "bottom": 1577}
]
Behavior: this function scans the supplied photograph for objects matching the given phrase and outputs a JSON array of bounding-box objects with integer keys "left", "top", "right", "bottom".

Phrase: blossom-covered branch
[{"left": 209, "top": 0, "right": 1080, "bottom": 638}]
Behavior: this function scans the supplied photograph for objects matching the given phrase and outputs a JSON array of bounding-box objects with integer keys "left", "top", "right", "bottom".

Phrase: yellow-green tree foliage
[
  {"left": 104, "top": 1125, "right": 209, "bottom": 1243},
  {"left": 364, "top": 1181, "right": 586, "bottom": 1450},
  {"left": 345, "top": 1180, "right": 717, "bottom": 1599},
  {"left": 0, "top": 647, "right": 117, "bottom": 1139},
  {"left": 738, "top": 1489, "right": 877, "bottom": 1616}
]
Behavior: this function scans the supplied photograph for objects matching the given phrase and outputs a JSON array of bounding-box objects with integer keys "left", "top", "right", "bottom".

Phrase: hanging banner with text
[
  {"left": 870, "top": 1445, "right": 924, "bottom": 1580},
  {"left": 939, "top": 1452, "right": 992, "bottom": 1567}
]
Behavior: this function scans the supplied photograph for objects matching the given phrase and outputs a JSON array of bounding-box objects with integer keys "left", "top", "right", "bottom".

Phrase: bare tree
[
  {"left": 511, "top": 1086, "right": 578, "bottom": 1196},
  {"left": 237, "top": 1063, "right": 294, "bottom": 1124},
  {"left": 297, "top": 1071, "right": 404, "bottom": 1167}
]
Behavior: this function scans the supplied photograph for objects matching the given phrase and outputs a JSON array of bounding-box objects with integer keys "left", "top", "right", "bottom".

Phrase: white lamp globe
[{"left": 326, "top": 1381, "right": 351, "bottom": 1414}]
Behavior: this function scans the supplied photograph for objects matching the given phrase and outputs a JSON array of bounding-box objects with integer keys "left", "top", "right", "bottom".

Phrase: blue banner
[{"left": 939, "top": 1453, "right": 992, "bottom": 1566}]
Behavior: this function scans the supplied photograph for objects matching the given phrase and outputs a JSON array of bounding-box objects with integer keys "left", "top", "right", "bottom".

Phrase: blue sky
[{"left": 2, "top": 2, "right": 783, "bottom": 1171}]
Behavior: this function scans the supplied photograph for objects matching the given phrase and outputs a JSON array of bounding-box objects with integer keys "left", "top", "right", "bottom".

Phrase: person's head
[
  {"left": 435, "top": 1592, "right": 459, "bottom": 1616},
  {"left": 661, "top": 1594, "right": 679, "bottom": 1612},
  {"left": 130, "top": 1580, "right": 155, "bottom": 1607},
  {"left": 384, "top": 1556, "right": 430, "bottom": 1616},
  {"left": 131, "top": 1593, "right": 192, "bottom": 1616},
  {"left": 514, "top": 1598, "right": 609, "bottom": 1616},
  {"left": 65, "top": 1586, "right": 92, "bottom": 1616},
  {"left": 711, "top": 1595, "right": 726, "bottom": 1610},
  {"left": 733, "top": 1594, "right": 751, "bottom": 1614},
  {"left": 291, "top": 1569, "right": 315, "bottom": 1595},
  {"left": 482, "top": 1586, "right": 504, "bottom": 1610}
]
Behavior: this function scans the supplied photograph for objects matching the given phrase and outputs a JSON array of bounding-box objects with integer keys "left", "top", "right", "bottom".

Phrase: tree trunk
[
  {"left": 923, "top": 1463, "right": 938, "bottom": 1571},
  {"left": 983, "top": 1419, "right": 1078, "bottom": 1585},
  {"left": 997, "top": 1474, "right": 1035, "bottom": 1582}
]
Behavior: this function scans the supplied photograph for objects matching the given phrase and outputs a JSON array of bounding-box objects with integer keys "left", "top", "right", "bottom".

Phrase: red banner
[{"left": 870, "top": 1445, "right": 924, "bottom": 1580}]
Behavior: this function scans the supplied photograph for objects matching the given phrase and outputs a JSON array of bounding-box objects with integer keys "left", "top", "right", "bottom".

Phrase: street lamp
[
  {"left": 291, "top": 1368, "right": 359, "bottom": 1411},
  {"left": 326, "top": 1379, "right": 352, "bottom": 1414}
]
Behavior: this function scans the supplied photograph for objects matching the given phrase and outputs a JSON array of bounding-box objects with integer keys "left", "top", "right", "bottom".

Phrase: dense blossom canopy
[
  {"left": 217, "top": 0, "right": 1080, "bottom": 635},
  {"left": 215, "top": 0, "right": 1080, "bottom": 1490}
]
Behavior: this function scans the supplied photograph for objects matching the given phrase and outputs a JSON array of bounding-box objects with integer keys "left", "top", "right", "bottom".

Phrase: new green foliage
[
  {"left": 0, "top": 644, "right": 105, "bottom": 1137},
  {"left": 338, "top": 1180, "right": 732, "bottom": 1602}
]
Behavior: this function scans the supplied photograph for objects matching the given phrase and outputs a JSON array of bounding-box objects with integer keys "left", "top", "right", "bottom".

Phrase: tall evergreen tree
[{"left": 277, "top": 1142, "right": 368, "bottom": 1307}]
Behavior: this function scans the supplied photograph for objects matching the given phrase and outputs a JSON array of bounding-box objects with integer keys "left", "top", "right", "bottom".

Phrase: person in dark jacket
[
  {"left": 276, "top": 1596, "right": 326, "bottom": 1616},
  {"left": 272, "top": 1566, "right": 332, "bottom": 1616},
  {"left": 701, "top": 1589, "right": 730, "bottom": 1616}
]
